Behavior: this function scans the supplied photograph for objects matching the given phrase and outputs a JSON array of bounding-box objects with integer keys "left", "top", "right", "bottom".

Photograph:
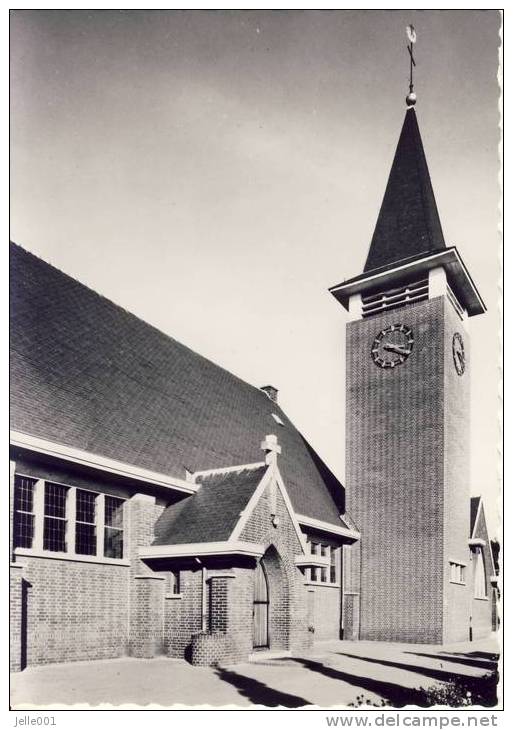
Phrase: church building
[{"left": 9, "top": 92, "right": 497, "bottom": 671}]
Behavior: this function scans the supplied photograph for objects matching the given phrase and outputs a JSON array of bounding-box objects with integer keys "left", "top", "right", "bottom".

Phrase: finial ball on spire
[{"left": 406, "top": 92, "right": 417, "bottom": 107}]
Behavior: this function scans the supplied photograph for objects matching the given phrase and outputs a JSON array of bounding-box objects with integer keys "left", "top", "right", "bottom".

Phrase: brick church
[{"left": 9, "top": 99, "right": 498, "bottom": 671}]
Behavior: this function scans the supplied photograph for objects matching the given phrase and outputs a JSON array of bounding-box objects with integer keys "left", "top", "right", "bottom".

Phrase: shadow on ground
[
  {"left": 337, "top": 652, "right": 476, "bottom": 684},
  {"left": 405, "top": 651, "right": 498, "bottom": 671},
  {"left": 215, "top": 667, "right": 310, "bottom": 707},
  {"left": 338, "top": 652, "right": 498, "bottom": 708},
  {"left": 282, "top": 657, "right": 432, "bottom": 708}
]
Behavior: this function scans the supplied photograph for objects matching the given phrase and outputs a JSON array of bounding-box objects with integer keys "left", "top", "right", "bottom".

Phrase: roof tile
[{"left": 10, "top": 242, "right": 345, "bottom": 526}]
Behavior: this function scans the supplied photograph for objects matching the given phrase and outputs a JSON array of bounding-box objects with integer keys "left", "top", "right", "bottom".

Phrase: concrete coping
[
  {"left": 134, "top": 573, "right": 166, "bottom": 580},
  {"left": 130, "top": 493, "right": 157, "bottom": 504},
  {"left": 165, "top": 593, "right": 183, "bottom": 600},
  {"left": 207, "top": 573, "right": 236, "bottom": 581}
]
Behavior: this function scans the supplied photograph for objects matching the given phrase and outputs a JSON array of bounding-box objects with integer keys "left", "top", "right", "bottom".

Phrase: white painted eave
[
  {"left": 139, "top": 541, "right": 265, "bottom": 560},
  {"left": 297, "top": 513, "right": 360, "bottom": 542},
  {"left": 10, "top": 430, "right": 198, "bottom": 495},
  {"left": 294, "top": 555, "right": 331, "bottom": 568},
  {"left": 329, "top": 248, "right": 486, "bottom": 317}
]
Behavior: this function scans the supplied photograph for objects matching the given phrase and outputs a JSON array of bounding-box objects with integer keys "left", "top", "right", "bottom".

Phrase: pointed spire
[{"left": 363, "top": 108, "right": 446, "bottom": 273}]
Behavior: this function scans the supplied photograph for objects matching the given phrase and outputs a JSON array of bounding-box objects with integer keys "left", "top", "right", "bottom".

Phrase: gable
[
  {"left": 237, "top": 476, "right": 304, "bottom": 555},
  {"left": 10, "top": 242, "right": 345, "bottom": 527},
  {"left": 153, "top": 466, "right": 266, "bottom": 545}
]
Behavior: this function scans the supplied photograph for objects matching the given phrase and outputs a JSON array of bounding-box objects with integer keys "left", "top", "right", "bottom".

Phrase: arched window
[{"left": 474, "top": 548, "right": 487, "bottom": 599}]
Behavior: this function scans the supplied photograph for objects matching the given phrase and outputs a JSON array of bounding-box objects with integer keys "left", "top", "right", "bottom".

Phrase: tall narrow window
[
  {"left": 75, "top": 489, "right": 97, "bottom": 555},
  {"left": 474, "top": 549, "right": 487, "bottom": 599},
  {"left": 310, "top": 541, "right": 318, "bottom": 581},
  {"left": 13, "top": 475, "right": 36, "bottom": 549},
  {"left": 330, "top": 547, "right": 338, "bottom": 583},
  {"left": 43, "top": 482, "right": 68, "bottom": 552},
  {"left": 167, "top": 571, "right": 180, "bottom": 595},
  {"left": 104, "top": 496, "right": 124, "bottom": 559}
]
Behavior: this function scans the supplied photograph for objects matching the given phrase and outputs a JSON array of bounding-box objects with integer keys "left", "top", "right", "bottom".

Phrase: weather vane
[{"left": 406, "top": 24, "right": 417, "bottom": 107}]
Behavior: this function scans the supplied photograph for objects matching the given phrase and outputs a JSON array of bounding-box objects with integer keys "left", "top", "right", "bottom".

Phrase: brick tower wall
[
  {"left": 442, "top": 300, "right": 472, "bottom": 643},
  {"left": 346, "top": 297, "right": 446, "bottom": 643}
]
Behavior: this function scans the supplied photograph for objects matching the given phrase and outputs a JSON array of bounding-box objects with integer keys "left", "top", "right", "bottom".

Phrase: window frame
[
  {"left": 449, "top": 560, "right": 466, "bottom": 585},
  {"left": 43, "top": 481, "right": 69, "bottom": 553},
  {"left": 302, "top": 539, "right": 341, "bottom": 586},
  {"left": 473, "top": 548, "right": 488, "bottom": 600},
  {"left": 13, "top": 475, "right": 37, "bottom": 550},
  {"left": 13, "top": 472, "right": 128, "bottom": 566},
  {"left": 75, "top": 488, "right": 98, "bottom": 556}
]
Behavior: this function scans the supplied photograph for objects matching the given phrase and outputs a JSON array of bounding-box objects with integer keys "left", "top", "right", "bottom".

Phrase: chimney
[{"left": 260, "top": 385, "right": 278, "bottom": 403}]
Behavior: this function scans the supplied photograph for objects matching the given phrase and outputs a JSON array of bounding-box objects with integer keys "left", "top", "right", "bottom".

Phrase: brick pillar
[
  {"left": 190, "top": 573, "right": 241, "bottom": 666},
  {"left": 343, "top": 542, "right": 361, "bottom": 640},
  {"left": 208, "top": 575, "right": 229, "bottom": 633},
  {"left": 131, "top": 575, "right": 166, "bottom": 658},
  {"left": 10, "top": 563, "right": 25, "bottom": 672},
  {"left": 288, "top": 567, "right": 311, "bottom": 652},
  {"left": 127, "top": 494, "right": 165, "bottom": 657}
]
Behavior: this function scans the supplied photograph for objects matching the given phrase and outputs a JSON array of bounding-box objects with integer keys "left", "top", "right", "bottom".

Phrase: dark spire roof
[{"left": 363, "top": 108, "right": 446, "bottom": 273}]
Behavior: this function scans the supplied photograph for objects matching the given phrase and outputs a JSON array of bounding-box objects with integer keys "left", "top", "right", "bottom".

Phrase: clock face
[
  {"left": 371, "top": 324, "right": 414, "bottom": 369},
  {"left": 452, "top": 332, "right": 465, "bottom": 375}
]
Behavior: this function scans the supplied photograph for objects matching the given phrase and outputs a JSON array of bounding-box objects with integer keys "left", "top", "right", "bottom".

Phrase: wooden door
[{"left": 253, "top": 561, "right": 269, "bottom": 649}]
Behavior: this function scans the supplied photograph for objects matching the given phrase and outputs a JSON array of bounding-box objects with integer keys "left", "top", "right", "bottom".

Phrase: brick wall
[
  {"left": 10, "top": 565, "right": 24, "bottom": 671},
  {"left": 342, "top": 541, "right": 361, "bottom": 639},
  {"left": 164, "top": 568, "right": 203, "bottom": 658},
  {"left": 18, "top": 556, "right": 129, "bottom": 665},
  {"left": 309, "top": 584, "right": 340, "bottom": 639},
  {"left": 346, "top": 298, "right": 446, "bottom": 642},
  {"left": 165, "top": 474, "right": 315, "bottom": 666},
  {"left": 126, "top": 494, "right": 165, "bottom": 657},
  {"left": 443, "top": 301, "right": 472, "bottom": 643},
  {"left": 10, "top": 455, "right": 167, "bottom": 668},
  {"left": 240, "top": 479, "right": 312, "bottom": 654},
  {"left": 470, "top": 507, "right": 494, "bottom": 640}
]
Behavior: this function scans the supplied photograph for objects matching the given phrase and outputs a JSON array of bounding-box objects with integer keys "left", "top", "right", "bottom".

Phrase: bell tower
[{"left": 330, "top": 91, "right": 486, "bottom": 642}]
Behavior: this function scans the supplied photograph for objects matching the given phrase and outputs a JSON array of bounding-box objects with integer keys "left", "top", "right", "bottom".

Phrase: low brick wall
[
  {"left": 309, "top": 584, "right": 341, "bottom": 640},
  {"left": 190, "top": 631, "right": 241, "bottom": 666},
  {"left": 17, "top": 555, "right": 129, "bottom": 666}
]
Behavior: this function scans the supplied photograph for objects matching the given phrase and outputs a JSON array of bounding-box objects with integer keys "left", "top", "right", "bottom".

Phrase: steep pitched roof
[
  {"left": 153, "top": 465, "right": 267, "bottom": 545},
  {"left": 10, "top": 242, "right": 344, "bottom": 526},
  {"left": 364, "top": 108, "right": 446, "bottom": 273}
]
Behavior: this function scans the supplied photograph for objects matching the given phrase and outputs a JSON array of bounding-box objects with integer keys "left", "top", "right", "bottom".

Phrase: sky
[{"left": 10, "top": 9, "right": 502, "bottom": 531}]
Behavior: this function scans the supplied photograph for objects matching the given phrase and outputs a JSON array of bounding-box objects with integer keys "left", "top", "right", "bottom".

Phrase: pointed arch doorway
[{"left": 253, "top": 560, "right": 269, "bottom": 649}]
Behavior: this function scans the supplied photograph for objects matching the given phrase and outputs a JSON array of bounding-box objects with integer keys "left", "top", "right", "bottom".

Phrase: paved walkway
[{"left": 11, "top": 636, "right": 500, "bottom": 709}]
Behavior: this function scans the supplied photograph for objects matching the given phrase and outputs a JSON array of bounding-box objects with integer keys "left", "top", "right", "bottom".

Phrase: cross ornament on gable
[{"left": 261, "top": 433, "right": 282, "bottom": 466}]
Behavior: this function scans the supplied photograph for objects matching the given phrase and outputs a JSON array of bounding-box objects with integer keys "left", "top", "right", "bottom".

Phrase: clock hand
[{"left": 383, "top": 343, "right": 410, "bottom": 355}]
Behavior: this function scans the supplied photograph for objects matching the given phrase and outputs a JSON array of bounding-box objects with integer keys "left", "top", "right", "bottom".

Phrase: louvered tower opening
[{"left": 361, "top": 277, "right": 429, "bottom": 318}]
